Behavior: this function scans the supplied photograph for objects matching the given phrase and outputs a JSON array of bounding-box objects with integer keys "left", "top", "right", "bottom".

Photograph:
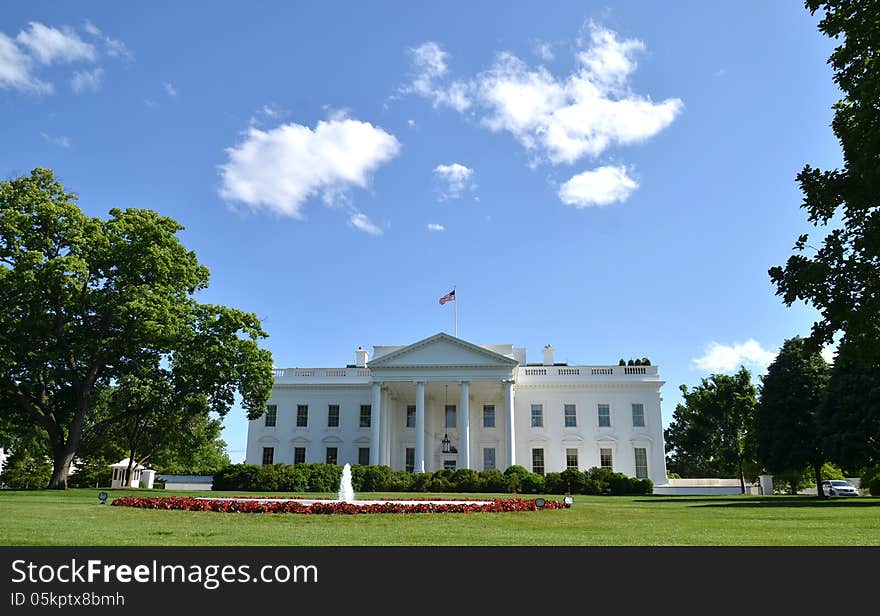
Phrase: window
[
  {"left": 293, "top": 447, "right": 306, "bottom": 465},
  {"left": 445, "top": 405, "right": 456, "bottom": 429},
  {"left": 532, "top": 448, "right": 545, "bottom": 475},
  {"left": 598, "top": 403, "right": 611, "bottom": 427},
  {"left": 443, "top": 460, "right": 456, "bottom": 471},
  {"left": 483, "top": 405, "right": 495, "bottom": 428},
  {"left": 264, "top": 405, "right": 277, "bottom": 427},
  {"left": 360, "top": 405, "right": 372, "bottom": 428},
  {"left": 406, "top": 405, "right": 416, "bottom": 428},
  {"left": 405, "top": 447, "right": 415, "bottom": 473},
  {"left": 483, "top": 447, "right": 496, "bottom": 470},
  {"left": 261, "top": 447, "right": 274, "bottom": 466},
  {"left": 325, "top": 447, "right": 338, "bottom": 465},
  {"left": 632, "top": 403, "right": 645, "bottom": 427},
  {"left": 600, "top": 448, "right": 613, "bottom": 469},
  {"left": 327, "top": 404, "right": 340, "bottom": 428},
  {"left": 358, "top": 447, "right": 370, "bottom": 466},
  {"left": 296, "top": 405, "right": 308, "bottom": 427},
  {"left": 531, "top": 404, "right": 544, "bottom": 428},
  {"left": 634, "top": 447, "right": 648, "bottom": 479},
  {"left": 566, "top": 448, "right": 578, "bottom": 469},
  {"left": 564, "top": 404, "right": 577, "bottom": 428}
]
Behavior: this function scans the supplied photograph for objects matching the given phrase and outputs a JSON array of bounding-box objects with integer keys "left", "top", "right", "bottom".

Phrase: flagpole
[{"left": 454, "top": 285, "right": 458, "bottom": 337}]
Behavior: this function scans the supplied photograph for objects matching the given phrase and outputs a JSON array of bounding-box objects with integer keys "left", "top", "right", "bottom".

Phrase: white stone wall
[{"left": 246, "top": 380, "right": 667, "bottom": 484}]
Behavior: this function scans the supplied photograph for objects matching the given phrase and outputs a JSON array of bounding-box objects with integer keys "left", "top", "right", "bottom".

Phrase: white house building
[{"left": 245, "top": 333, "right": 667, "bottom": 485}]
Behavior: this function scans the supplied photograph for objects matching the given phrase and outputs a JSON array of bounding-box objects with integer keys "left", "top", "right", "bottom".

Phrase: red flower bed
[{"left": 110, "top": 496, "right": 569, "bottom": 514}]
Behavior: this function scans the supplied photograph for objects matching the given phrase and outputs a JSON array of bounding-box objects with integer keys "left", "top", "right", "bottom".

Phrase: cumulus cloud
[
  {"left": 403, "top": 23, "right": 682, "bottom": 174},
  {"left": 534, "top": 41, "right": 554, "bottom": 62},
  {"left": 82, "top": 20, "right": 133, "bottom": 60},
  {"left": 558, "top": 165, "right": 638, "bottom": 207},
  {"left": 427, "top": 223, "right": 445, "bottom": 232},
  {"left": 71, "top": 67, "right": 103, "bottom": 93},
  {"left": 403, "top": 42, "right": 471, "bottom": 112},
  {"left": 691, "top": 340, "right": 777, "bottom": 374},
  {"left": 349, "top": 212, "right": 383, "bottom": 236},
  {"left": 16, "top": 22, "right": 95, "bottom": 64},
  {"left": 433, "top": 163, "right": 475, "bottom": 200},
  {"left": 0, "top": 21, "right": 127, "bottom": 94},
  {"left": 219, "top": 116, "right": 401, "bottom": 220}
]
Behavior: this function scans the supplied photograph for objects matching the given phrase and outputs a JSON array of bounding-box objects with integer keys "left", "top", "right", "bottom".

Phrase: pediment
[{"left": 368, "top": 333, "right": 519, "bottom": 369}]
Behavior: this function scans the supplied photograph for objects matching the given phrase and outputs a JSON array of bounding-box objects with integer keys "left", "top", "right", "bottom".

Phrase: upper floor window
[
  {"left": 632, "top": 403, "right": 645, "bottom": 428},
  {"left": 406, "top": 405, "right": 416, "bottom": 428},
  {"left": 296, "top": 405, "right": 308, "bottom": 428},
  {"left": 264, "top": 404, "right": 277, "bottom": 427},
  {"left": 564, "top": 404, "right": 577, "bottom": 428},
  {"left": 445, "top": 405, "right": 456, "bottom": 429},
  {"left": 483, "top": 405, "right": 495, "bottom": 428},
  {"left": 327, "top": 404, "right": 340, "bottom": 428},
  {"left": 531, "top": 404, "right": 544, "bottom": 428},
  {"left": 360, "top": 405, "right": 372, "bottom": 428},
  {"left": 598, "top": 403, "right": 611, "bottom": 427}
]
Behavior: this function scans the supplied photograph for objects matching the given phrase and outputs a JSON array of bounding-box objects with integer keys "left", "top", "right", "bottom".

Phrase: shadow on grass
[{"left": 636, "top": 496, "right": 880, "bottom": 508}]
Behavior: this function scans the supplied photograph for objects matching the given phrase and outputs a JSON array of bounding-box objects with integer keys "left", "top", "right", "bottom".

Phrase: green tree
[
  {"left": 820, "top": 343, "right": 880, "bottom": 471},
  {"left": 755, "top": 337, "right": 831, "bottom": 497},
  {"left": 0, "top": 447, "right": 52, "bottom": 488},
  {"left": 0, "top": 169, "right": 274, "bottom": 488},
  {"left": 664, "top": 367, "right": 758, "bottom": 493},
  {"left": 769, "top": 1, "right": 880, "bottom": 362}
]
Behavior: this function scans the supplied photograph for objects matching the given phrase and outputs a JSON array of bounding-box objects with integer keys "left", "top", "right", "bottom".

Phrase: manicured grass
[{"left": 0, "top": 489, "right": 878, "bottom": 546}]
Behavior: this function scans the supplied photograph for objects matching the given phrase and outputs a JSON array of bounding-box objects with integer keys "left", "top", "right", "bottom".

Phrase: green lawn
[{"left": 1, "top": 489, "right": 878, "bottom": 546}]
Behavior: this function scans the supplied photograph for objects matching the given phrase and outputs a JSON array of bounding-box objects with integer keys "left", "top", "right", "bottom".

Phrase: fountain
[{"left": 337, "top": 463, "right": 355, "bottom": 503}]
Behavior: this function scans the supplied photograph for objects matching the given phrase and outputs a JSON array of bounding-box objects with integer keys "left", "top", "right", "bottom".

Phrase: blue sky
[{"left": 2, "top": 2, "right": 842, "bottom": 461}]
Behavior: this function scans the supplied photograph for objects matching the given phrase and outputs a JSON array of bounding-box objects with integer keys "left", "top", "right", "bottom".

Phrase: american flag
[{"left": 439, "top": 289, "right": 455, "bottom": 305}]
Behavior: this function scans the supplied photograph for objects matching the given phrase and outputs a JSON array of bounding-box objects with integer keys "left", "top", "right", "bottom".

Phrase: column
[
  {"left": 381, "top": 389, "right": 391, "bottom": 466},
  {"left": 504, "top": 379, "right": 516, "bottom": 468},
  {"left": 459, "top": 381, "right": 470, "bottom": 469},
  {"left": 370, "top": 382, "right": 382, "bottom": 465},
  {"left": 415, "top": 380, "right": 426, "bottom": 473}
]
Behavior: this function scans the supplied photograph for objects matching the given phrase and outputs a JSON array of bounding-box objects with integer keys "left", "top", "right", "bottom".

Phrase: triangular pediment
[{"left": 367, "top": 333, "right": 519, "bottom": 369}]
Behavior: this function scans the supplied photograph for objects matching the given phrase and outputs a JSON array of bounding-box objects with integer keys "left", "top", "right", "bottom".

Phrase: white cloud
[
  {"left": 534, "top": 41, "right": 554, "bottom": 62},
  {"left": 691, "top": 340, "right": 777, "bottom": 374},
  {"left": 71, "top": 67, "right": 103, "bottom": 93},
  {"left": 404, "top": 41, "right": 471, "bottom": 112},
  {"left": 350, "top": 212, "right": 383, "bottom": 236},
  {"left": 16, "top": 22, "right": 95, "bottom": 65},
  {"left": 40, "top": 132, "right": 71, "bottom": 148},
  {"left": 558, "top": 165, "right": 638, "bottom": 207},
  {"left": 219, "top": 116, "right": 401, "bottom": 220},
  {"left": 81, "top": 20, "right": 132, "bottom": 60},
  {"left": 427, "top": 223, "right": 445, "bottom": 232},
  {"left": 404, "top": 24, "right": 682, "bottom": 167},
  {"left": 0, "top": 33, "right": 51, "bottom": 93},
  {"left": 163, "top": 81, "right": 177, "bottom": 97},
  {"left": 433, "top": 163, "right": 474, "bottom": 200},
  {"left": 407, "top": 119, "right": 416, "bottom": 128}
]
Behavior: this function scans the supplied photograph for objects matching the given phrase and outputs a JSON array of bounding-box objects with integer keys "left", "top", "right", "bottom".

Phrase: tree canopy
[
  {"left": 0, "top": 169, "right": 274, "bottom": 488},
  {"left": 754, "top": 337, "right": 831, "bottom": 497},
  {"left": 768, "top": 1, "right": 880, "bottom": 362},
  {"left": 664, "top": 367, "right": 758, "bottom": 492}
]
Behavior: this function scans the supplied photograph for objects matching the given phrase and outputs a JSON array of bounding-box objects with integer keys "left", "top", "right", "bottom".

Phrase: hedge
[{"left": 211, "top": 463, "right": 652, "bottom": 495}]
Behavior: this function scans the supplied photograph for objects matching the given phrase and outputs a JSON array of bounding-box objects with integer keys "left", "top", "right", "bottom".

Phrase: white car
[{"left": 821, "top": 480, "right": 859, "bottom": 497}]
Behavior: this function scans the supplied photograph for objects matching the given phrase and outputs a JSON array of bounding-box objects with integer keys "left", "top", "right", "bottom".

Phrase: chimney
[
  {"left": 355, "top": 346, "right": 369, "bottom": 368},
  {"left": 542, "top": 344, "right": 554, "bottom": 366}
]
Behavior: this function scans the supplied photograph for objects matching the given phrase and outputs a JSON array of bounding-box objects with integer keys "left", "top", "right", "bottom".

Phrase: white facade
[{"left": 245, "top": 333, "right": 667, "bottom": 485}]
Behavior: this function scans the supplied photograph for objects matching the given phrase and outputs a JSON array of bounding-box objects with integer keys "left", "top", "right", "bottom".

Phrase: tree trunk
[
  {"left": 47, "top": 448, "right": 76, "bottom": 489},
  {"left": 814, "top": 463, "right": 826, "bottom": 499},
  {"left": 738, "top": 457, "right": 746, "bottom": 494}
]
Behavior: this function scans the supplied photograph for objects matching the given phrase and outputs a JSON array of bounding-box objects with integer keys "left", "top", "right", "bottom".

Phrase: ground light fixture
[
  {"left": 563, "top": 496, "right": 574, "bottom": 506},
  {"left": 535, "top": 498, "right": 546, "bottom": 509},
  {"left": 98, "top": 492, "right": 108, "bottom": 504}
]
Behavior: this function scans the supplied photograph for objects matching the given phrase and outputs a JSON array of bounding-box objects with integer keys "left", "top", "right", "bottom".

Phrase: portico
[{"left": 365, "top": 333, "right": 519, "bottom": 472}]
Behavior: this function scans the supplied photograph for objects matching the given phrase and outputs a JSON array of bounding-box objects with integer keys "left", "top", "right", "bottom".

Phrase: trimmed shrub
[
  {"left": 386, "top": 470, "right": 415, "bottom": 492},
  {"left": 519, "top": 472, "right": 545, "bottom": 494},
  {"left": 212, "top": 464, "right": 260, "bottom": 491},
  {"left": 618, "top": 359, "right": 626, "bottom": 366},
  {"left": 451, "top": 468, "right": 481, "bottom": 492},
  {"left": 558, "top": 468, "right": 587, "bottom": 494},
  {"left": 544, "top": 472, "right": 565, "bottom": 494},
  {"left": 478, "top": 469, "right": 509, "bottom": 493},
  {"left": 351, "top": 465, "right": 393, "bottom": 492}
]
